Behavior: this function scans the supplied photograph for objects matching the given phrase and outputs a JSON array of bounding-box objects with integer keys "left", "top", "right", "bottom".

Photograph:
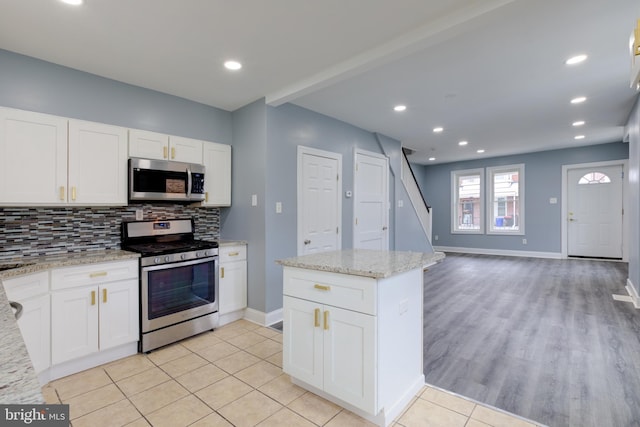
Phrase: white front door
[
  {"left": 298, "top": 147, "right": 342, "bottom": 255},
  {"left": 354, "top": 150, "right": 389, "bottom": 250},
  {"left": 567, "top": 164, "right": 623, "bottom": 259}
]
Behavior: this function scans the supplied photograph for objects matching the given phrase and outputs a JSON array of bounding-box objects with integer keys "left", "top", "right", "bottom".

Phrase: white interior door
[
  {"left": 354, "top": 150, "right": 389, "bottom": 250},
  {"left": 567, "top": 165, "right": 623, "bottom": 259},
  {"left": 298, "top": 147, "right": 342, "bottom": 255}
]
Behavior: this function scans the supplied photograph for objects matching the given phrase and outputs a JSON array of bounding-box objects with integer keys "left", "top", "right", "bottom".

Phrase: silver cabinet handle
[{"left": 304, "top": 239, "right": 311, "bottom": 245}]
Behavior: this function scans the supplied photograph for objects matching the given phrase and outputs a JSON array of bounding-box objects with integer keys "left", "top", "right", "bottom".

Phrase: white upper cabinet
[
  {"left": 0, "top": 108, "right": 128, "bottom": 206},
  {"left": 129, "top": 129, "right": 203, "bottom": 164},
  {"left": 202, "top": 142, "right": 231, "bottom": 206},
  {"left": 170, "top": 135, "right": 203, "bottom": 164},
  {"left": 0, "top": 107, "right": 68, "bottom": 205},
  {"left": 68, "top": 119, "right": 128, "bottom": 205},
  {"left": 128, "top": 129, "right": 168, "bottom": 160}
]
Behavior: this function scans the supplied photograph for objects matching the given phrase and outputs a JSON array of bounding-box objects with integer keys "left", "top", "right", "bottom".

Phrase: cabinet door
[
  {"left": 51, "top": 287, "right": 99, "bottom": 364},
  {"left": 283, "top": 296, "right": 323, "bottom": 388},
  {"left": 16, "top": 294, "right": 51, "bottom": 374},
  {"left": 99, "top": 279, "right": 139, "bottom": 350},
  {"left": 202, "top": 142, "right": 231, "bottom": 206},
  {"left": 169, "top": 136, "right": 203, "bottom": 164},
  {"left": 0, "top": 107, "right": 68, "bottom": 205},
  {"left": 323, "top": 306, "right": 376, "bottom": 413},
  {"left": 129, "top": 129, "right": 169, "bottom": 160},
  {"left": 219, "top": 259, "right": 247, "bottom": 314},
  {"left": 68, "top": 120, "right": 128, "bottom": 205}
]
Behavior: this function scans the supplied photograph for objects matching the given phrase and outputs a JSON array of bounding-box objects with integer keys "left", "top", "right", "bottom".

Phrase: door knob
[
  {"left": 382, "top": 226, "right": 388, "bottom": 231},
  {"left": 304, "top": 239, "right": 311, "bottom": 245}
]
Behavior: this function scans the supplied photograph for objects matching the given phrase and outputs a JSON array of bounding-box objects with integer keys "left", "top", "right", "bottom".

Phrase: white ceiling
[{"left": 0, "top": 0, "right": 638, "bottom": 164}]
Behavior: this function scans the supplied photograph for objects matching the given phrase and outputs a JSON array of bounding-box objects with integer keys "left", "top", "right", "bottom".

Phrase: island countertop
[{"left": 276, "top": 249, "right": 444, "bottom": 279}]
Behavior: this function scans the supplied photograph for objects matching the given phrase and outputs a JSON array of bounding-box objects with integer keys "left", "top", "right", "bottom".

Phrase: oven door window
[{"left": 147, "top": 260, "right": 215, "bottom": 319}]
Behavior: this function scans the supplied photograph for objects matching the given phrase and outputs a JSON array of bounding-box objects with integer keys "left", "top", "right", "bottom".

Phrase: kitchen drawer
[
  {"left": 220, "top": 245, "right": 246, "bottom": 262},
  {"left": 283, "top": 267, "right": 376, "bottom": 315},
  {"left": 51, "top": 260, "right": 138, "bottom": 291},
  {"left": 3, "top": 271, "right": 49, "bottom": 300}
]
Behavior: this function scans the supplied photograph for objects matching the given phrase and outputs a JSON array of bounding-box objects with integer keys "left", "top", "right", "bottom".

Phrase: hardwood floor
[{"left": 423, "top": 253, "right": 640, "bottom": 427}]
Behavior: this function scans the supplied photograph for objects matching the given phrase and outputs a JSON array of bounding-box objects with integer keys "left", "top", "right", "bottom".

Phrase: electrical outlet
[
  {"left": 276, "top": 202, "right": 282, "bottom": 213},
  {"left": 251, "top": 194, "right": 258, "bottom": 206},
  {"left": 434, "top": 235, "right": 439, "bottom": 241},
  {"left": 522, "top": 238, "right": 527, "bottom": 245},
  {"left": 135, "top": 209, "right": 143, "bottom": 220}
]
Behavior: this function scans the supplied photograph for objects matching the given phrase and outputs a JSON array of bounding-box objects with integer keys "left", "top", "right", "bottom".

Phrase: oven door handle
[{"left": 141, "top": 256, "right": 218, "bottom": 272}]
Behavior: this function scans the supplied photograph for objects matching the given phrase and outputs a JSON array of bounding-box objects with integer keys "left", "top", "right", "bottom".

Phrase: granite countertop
[
  {"left": 0, "top": 284, "right": 43, "bottom": 404},
  {"left": 0, "top": 249, "right": 140, "bottom": 404},
  {"left": 276, "top": 249, "right": 445, "bottom": 279},
  {"left": 0, "top": 249, "right": 140, "bottom": 281}
]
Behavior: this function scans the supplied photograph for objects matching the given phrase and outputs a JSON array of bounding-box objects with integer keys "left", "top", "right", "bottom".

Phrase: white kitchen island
[{"left": 277, "top": 249, "right": 444, "bottom": 427}]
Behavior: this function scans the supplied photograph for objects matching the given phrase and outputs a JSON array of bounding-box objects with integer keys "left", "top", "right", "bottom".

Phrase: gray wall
[
  {"left": 263, "top": 103, "right": 400, "bottom": 313},
  {"left": 225, "top": 102, "right": 435, "bottom": 315},
  {"left": 222, "top": 99, "right": 268, "bottom": 312},
  {"left": 626, "top": 98, "right": 640, "bottom": 294},
  {"left": 0, "top": 49, "right": 232, "bottom": 143},
  {"left": 0, "top": 48, "right": 437, "bottom": 317},
  {"left": 418, "top": 142, "right": 629, "bottom": 253}
]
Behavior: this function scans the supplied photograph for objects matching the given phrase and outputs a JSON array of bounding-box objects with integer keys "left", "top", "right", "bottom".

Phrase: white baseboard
[
  {"left": 218, "top": 309, "right": 246, "bottom": 327},
  {"left": 433, "top": 246, "right": 562, "bottom": 259},
  {"left": 626, "top": 279, "right": 640, "bottom": 309},
  {"left": 243, "top": 307, "right": 283, "bottom": 327}
]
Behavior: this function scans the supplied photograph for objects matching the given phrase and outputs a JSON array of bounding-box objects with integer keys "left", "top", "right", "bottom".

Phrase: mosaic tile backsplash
[{"left": 0, "top": 204, "right": 220, "bottom": 260}]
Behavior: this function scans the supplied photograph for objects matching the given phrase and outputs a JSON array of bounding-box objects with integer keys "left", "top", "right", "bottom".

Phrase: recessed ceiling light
[
  {"left": 224, "top": 60, "right": 242, "bottom": 71},
  {"left": 60, "top": 0, "right": 83, "bottom": 5},
  {"left": 428, "top": 157, "right": 436, "bottom": 161},
  {"left": 571, "top": 96, "right": 587, "bottom": 104},
  {"left": 433, "top": 127, "right": 444, "bottom": 133},
  {"left": 394, "top": 105, "right": 407, "bottom": 112},
  {"left": 574, "top": 135, "right": 585, "bottom": 140},
  {"left": 573, "top": 120, "right": 585, "bottom": 127},
  {"left": 477, "top": 149, "right": 485, "bottom": 154},
  {"left": 458, "top": 141, "right": 468, "bottom": 146},
  {"left": 565, "top": 54, "right": 588, "bottom": 65}
]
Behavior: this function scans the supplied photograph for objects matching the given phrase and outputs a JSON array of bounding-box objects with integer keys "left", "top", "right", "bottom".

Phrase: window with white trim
[
  {"left": 452, "top": 169, "right": 484, "bottom": 233},
  {"left": 487, "top": 164, "right": 524, "bottom": 234}
]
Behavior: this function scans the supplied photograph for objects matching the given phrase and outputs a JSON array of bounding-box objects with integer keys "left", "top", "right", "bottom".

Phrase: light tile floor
[{"left": 41, "top": 319, "right": 545, "bottom": 427}]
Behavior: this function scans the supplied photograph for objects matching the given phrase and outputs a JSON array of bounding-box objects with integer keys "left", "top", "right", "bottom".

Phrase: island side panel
[{"left": 377, "top": 267, "right": 425, "bottom": 414}]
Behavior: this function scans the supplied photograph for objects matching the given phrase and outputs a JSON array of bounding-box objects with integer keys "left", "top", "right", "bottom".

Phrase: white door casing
[
  {"left": 353, "top": 149, "right": 389, "bottom": 250},
  {"left": 563, "top": 161, "right": 626, "bottom": 259},
  {"left": 297, "top": 146, "right": 342, "bottom": 255}
]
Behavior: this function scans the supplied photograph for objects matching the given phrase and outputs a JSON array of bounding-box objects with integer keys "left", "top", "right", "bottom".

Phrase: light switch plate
[
  {"left": 251, "top": 194, "right": 258, "bottom": 206},
  {"left": 276, "top": 202, "right": 282, "bottom": 213},
  {"left": 135, "top": 209, "right": 143, "bottom": 220}
]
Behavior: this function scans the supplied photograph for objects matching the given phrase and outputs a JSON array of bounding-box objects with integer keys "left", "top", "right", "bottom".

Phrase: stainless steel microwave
[{"left": 129, "top": 158, "right": 206, "bottom": 202}]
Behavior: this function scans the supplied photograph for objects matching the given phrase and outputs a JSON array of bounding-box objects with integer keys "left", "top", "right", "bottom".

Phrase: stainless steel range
[{"left": 121, "top": 218, "right": 219, "bottom": 353}]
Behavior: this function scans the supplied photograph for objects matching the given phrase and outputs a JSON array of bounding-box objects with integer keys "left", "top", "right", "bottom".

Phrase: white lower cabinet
[
  {"left": 219, "top": 244, "right": 247, "bottom": 315},
  {"left": 283, "top": 295, "right": 376, "bottom": 412},
  {"left": 283, "top": 266, "right": 424, "bottom": 427},
  {"left": 51, "top": 260, "right": 139, "bottom": 365},
  {"left": 2, "top": 272, "right": 51, "bottom": 374}
]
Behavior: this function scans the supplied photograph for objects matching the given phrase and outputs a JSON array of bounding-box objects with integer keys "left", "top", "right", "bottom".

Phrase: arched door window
[{"left": 578, "top": 172, "right": 611, "bottom": 184}]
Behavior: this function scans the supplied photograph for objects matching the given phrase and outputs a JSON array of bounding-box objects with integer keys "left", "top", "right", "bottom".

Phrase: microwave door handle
[{"left": 186, "top": 167, "right": 192, "bottom": 198}]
